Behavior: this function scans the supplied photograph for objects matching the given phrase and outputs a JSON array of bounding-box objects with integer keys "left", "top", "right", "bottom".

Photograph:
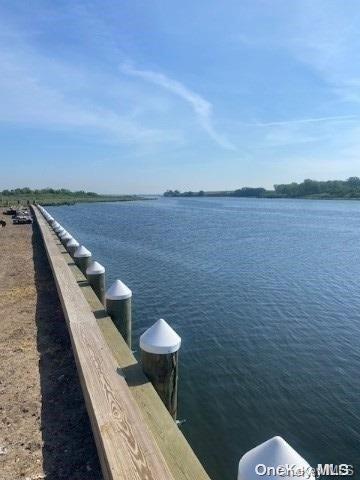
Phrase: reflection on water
[{"left": 48, "top": 197, "right": 360, "bottom": 480}]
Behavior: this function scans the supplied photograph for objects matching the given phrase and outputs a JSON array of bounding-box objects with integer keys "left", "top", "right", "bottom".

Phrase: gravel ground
[{"left": 0, "top": 212, "right": 102, "bottom": 480}]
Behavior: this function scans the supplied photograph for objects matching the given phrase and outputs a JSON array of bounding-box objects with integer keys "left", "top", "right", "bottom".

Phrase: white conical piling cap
[
  {"left": 57, "top": 228, "right": 65, "bottom": 235},
  {"left": 106, "top": 279, "right": 132, "bottom": 300},
  {"left": 59, "top": 230, "right": 68, "bottom": 237},
  {"left": 86, "top": 261, "right": 105, "bottom": 275},
  {"left": 140, "top": 319, "right": 181, "bottom": 354},
  {"left": 74, "top": 245, "right": 92, "bottom": 258},
  {"left": 238, "top": 436, "right": 314, "bottom": 480},
  {"left": 53, "top": 222, "right": 60, "bottom": 229},
  {"left": 62, "top": 233, "right": 72, "bottom": 242},
  {"left": 67, "top": 238, "right": 79, "bottom": 248}
]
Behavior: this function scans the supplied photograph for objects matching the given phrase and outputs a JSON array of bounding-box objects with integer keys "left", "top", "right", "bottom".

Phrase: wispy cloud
[
  {"left": 0, "top": 22, "right": 182, "bottom": 146},
  {"left": 247, "top": 115, "right": 358, "bottom": 127},
  {"left": 121, "top": 63, "right": 236, "bottom": 150},
  {"left": 283, "top": 1, "right": 360, "bottom": 104}
]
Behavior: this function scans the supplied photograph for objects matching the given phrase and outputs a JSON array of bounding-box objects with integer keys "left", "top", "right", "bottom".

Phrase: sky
[{"left": 1, "top": 0, "right": 360, "bottom": 194}]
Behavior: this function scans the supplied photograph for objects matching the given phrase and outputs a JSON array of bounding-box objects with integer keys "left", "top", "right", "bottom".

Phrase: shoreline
[{"left": 0, "top": 212, "right": 102, "bottom": 479}]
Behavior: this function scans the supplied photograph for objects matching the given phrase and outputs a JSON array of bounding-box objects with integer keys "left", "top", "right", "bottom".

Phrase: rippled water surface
[{"left": 48, "top": 198, "right": 360, "bottom": 479}]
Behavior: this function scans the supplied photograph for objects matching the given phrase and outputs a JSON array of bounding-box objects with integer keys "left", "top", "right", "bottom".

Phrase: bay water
[{"left": 48, "top": 197, "right": 360, "bottom": 479}]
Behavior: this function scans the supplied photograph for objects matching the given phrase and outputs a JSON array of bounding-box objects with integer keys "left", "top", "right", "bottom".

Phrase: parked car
[
  {"left": 3, "top": 208, "right": 17, "bottom": 215},
  {"left": 13, "top": 216, "right": 32, "bottom": 224}
]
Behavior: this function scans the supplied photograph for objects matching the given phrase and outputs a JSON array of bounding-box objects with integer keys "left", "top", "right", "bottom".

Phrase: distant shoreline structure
[{"left": 164, "top": 177, "right": 360, "bottom": 200}]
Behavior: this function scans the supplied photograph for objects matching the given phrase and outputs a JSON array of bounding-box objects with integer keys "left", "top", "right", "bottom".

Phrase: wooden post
[
  {"left": 54, "top": 225, "right": 63, "bottom": 235},
  {"left": 140, "top": 319, "right": 181, "bottom": 420},
  {"left": 86, "top": 261, "right": 106, "bottom": 305},
  {"left": 60, "top": 232, "right": 72, "bottom": 246},
  {"left": 58, "top": 230, "right": 69, "bottom": 243},
  {"left": 74, "top": 245, "right": 92, "bottom": 275},
  {"left": 106, "top": 279, "right": 132, "bottom": 348},
  {"left": 238, "top": 436, "right": 314, "bottom": 480},
  {"left": 66, "top": 238, "right": 79, "bottom": 257},
  {"left": 56, "top": 227, "right": 66, "bottom": 239}
]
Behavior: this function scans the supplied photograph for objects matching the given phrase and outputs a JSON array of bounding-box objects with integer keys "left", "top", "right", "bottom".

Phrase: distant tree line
[
  {"left": 164, "top": 177, "right": 360, "bottom": 199},
  {"left": 1, "top": 188, "right": 99, "bottom": 196},
  {"left": 164, "top": 190, "right": 205, "bottom": 197},
  {"left": 164, "top": 187, "right": 266, "bottom": 197},
  {"left": 273, "top": 177, "right": 360, "bottom": 198}
]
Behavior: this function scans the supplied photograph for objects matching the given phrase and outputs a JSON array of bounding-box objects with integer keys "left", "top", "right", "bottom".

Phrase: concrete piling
[
  {"left": 74, "top": 245, "right": 92, "bottom": 275},
  {"left": 238, "top": 436, "right": 314, "bottom": 480},
  {"left": 106, "top": 280, "right": 132, "bottom": 348},
  {"left": 140, "top": 319, "right": 181, "bottom": 420},
  {"left": 86, "top": 261, "right": 106, "bottom": 305}
]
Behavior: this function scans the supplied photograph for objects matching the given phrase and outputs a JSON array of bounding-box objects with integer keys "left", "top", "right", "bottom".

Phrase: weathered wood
[
  {"left": 107, "top": 297, "right": 132, "bottom": 348},
  {"left": 106, "top": 280, "right": 132, "bottom": 349},
  {"left": 74, "top": 284, "right": 211, "bottom": 480},
  {"left": 74, "top": 250, "right": 92, "bottom": 274},
  {"left": 33, "top": 207, "right": 175, "bottom": 480},
  {"left": 86, "top": 262, "right": 106, "bottom": 305},
  {"left": 36, "top": 207, "right": 212, "bottom": 480},
  {"left": 141, "top": 351, "right": 179, "bottom": 420}
]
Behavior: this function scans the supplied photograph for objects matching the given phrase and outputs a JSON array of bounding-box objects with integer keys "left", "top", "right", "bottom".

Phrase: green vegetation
[
  {"left": 0, "top": 187, "right": 139, "bottom": 206},
  {"left": 164, "top": 177, "right": 360, "bottom": 200}
]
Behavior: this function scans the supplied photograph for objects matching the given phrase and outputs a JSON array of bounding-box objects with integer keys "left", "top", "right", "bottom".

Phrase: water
[{"left": 48, "top": 198, "right": 360, "bottom": 479}]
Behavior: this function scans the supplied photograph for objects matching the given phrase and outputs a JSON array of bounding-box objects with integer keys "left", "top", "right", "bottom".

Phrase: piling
[
  {"left": 86, "top": 261, "right": 106, "bottom": 305},
  {"left": 66, "top": 238, "right": 79, "bottom": 257},
  {"left": 140, "top": 319, "right": 181, "bottom": 420},
  {"left": 58, "top": 230, "right": 69, "bottom": 241},
  {"left": 74, "top": 245, "right": 92, "bottom": 275},
  {"left": 238, "top": 436, "right": 314, "bottom": 480},
  {"left": 106, "top": 279, "right": 132, "bottom": 348},
  {"left": 60, "top": 232, "right": 72, "bottom": 246}
]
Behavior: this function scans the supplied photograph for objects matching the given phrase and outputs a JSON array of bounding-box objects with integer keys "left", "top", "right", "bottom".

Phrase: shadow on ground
[{"left": 32, "top": 221, "right": 103, "bottom": 480}]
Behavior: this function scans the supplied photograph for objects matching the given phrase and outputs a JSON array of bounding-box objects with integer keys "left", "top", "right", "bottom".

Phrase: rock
[{"left": 0, "top": 446, "right": 8, "bottom": 455}]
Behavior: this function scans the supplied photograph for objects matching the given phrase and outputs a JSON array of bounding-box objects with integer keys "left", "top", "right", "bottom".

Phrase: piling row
[
  {"left": 37, "top": 204, "right": 181, "bottom": 421},
  {"left": 36, "top": 204, "right": 315, "bottom": 480}
]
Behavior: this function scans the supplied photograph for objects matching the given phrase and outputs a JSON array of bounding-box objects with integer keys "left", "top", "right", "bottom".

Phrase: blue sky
[{"left": 1, "top": 0, "right": 360, "bottom": 193}]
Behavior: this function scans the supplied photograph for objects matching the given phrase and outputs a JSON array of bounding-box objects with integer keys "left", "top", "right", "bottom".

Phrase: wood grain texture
[
  {"left": 141, "top": 351, "right": 179, "bottom": 420},
  {"left": 33, "top": 207, "right": 175, "bottom": 480},
  {"left": 56, "top": 248, "right": 211, "bottom": 480}
]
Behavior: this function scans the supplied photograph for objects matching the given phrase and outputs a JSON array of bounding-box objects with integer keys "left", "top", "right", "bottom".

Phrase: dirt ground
[{"left": 0, "top": 211, "right": 102, "bottom": 480}]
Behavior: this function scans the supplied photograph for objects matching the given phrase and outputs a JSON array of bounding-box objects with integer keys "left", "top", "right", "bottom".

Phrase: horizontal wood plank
[
  {"left": 57, "top": 240, "right": 212, "bottom": 480},
  {"left": 33, "top": 207, "right": 175, "bottom": 480}
]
